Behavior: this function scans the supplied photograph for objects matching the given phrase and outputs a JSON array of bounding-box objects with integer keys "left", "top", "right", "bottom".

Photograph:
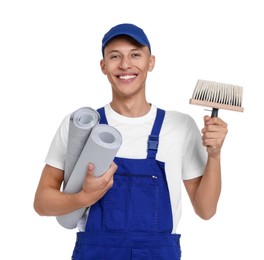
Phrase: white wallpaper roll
[
  {"left": 57, "top": 122, "right": 122, "bottom": 229},
  {"left": 63, "top": 107, "right": 100, "bottom": 189}
]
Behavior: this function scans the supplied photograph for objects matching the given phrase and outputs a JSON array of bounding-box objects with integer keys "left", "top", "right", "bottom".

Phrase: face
[{"left": 100, "top": 36, "right": 155, "bottom": 100}]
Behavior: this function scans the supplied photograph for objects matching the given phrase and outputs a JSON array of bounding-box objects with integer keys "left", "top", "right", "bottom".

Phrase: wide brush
[{"left": 189, "top": 79, "right": 244, "bottom": 117}]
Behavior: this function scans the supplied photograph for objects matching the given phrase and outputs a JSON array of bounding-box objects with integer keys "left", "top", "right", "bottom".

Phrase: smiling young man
[{"left": 34, "top": 23, "right": 228, "bottom": 259}]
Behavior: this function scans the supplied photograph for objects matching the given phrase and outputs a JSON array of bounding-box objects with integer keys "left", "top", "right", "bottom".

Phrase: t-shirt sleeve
[
  {"left": 45, "top": 114, "right": 70, "bottom": 170},
  {"left": 182, "top": 115, "right": 207, "bottom": 180}
]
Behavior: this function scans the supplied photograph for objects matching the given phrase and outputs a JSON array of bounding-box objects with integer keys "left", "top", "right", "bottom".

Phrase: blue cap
[{"left": 102, "top": 23, "right": 151, "bottom": 56}]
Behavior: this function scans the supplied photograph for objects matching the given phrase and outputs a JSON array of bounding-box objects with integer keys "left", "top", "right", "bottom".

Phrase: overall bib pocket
[{"left": 102, "top": 173, "right": 160, "bottom": 232}]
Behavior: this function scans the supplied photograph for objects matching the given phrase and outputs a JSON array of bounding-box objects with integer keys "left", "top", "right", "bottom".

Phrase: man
[{"left": 34, "top": 23, "right": 228, "bottom": 259}]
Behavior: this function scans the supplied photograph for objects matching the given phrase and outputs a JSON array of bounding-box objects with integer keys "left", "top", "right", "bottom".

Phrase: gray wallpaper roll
[
  {"left": 63, "top": 107, "right": 100, "bottom": 189},
  {"left": 84, "top": 124, "right": 123, "bottom": 177},
  {"left": 57, "top": 122, "right": 122, "bottom": 229}
]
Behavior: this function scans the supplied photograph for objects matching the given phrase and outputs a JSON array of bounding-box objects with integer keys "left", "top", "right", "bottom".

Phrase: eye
[
  {"left": 110, "top": 54, "right": 121, "bottom": 59},
  {"left": 131, "top": 52, "right": 141, "bottom": 58}
]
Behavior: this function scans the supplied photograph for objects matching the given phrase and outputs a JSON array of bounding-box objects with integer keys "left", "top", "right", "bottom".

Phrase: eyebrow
[{"left": 107, "top": 48, "right": 143, "bottom": 55}]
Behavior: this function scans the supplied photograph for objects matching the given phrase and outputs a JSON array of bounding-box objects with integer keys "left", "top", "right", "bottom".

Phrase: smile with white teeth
[{"left": 119, "top": 75, "right": 136, "bottom": 80}]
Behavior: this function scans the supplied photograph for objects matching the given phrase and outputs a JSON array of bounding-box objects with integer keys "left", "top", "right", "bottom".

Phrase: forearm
[
  {"left": 34, "top": 187, "right": 90, "bottom": 217},
  {"left": 34, "top": 165, "right": 93, "bottom": 216},
  {"left": 34, "top": 163, "right": 115, "bottom": 217},
  {"left": 193, "top": 154, "right": 222, "bottom": 219}
]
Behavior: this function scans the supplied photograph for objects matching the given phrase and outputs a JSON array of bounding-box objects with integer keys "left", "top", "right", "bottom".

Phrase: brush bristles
[{"left": 190, "top": 79, "right": 244, "bottom": 112}]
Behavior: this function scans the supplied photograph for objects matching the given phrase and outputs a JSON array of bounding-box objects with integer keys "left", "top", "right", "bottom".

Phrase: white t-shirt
[{"left": 45, "top": 104, "right": 207, "bottom": 233}]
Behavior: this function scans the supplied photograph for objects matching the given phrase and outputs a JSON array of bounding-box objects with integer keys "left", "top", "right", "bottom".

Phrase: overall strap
[
  {"left": 97, "top": 106, "right": 165, "bottom": 159},
  {"left": 97, "top": 107, "right": 108, "bottom": 124},
  {"left": 147, "top": 108, "right": 165, "bottom": 159}
]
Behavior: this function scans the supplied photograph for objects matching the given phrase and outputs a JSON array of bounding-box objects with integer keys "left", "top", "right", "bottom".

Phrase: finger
[
  {"left": 203, "top": 115, "right": 211, "bottom": 123},
  {"left": 86, "top": 163, "right": 95, "bottom": 177},
  {"left": 204, "top": 117, "right": 228, "bottom": 128},
  {"left": 103, "top": 162, "right": 118, "bottom": 179},
  {"left": 110, "top": 162, "right": 118, "bottom": 172}
]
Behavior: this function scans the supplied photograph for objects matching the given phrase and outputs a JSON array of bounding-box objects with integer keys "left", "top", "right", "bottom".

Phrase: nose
[{"left": 118, "top": 56, "right": 132, "bottom": 70}]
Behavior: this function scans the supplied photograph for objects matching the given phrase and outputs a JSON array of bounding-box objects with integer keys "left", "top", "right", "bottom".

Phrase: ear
[
  {"left": 100, "top": 59, "right": 107, "bottom": 75},
  {"left": 148, "top": 55, "right": 155, "bottom": 72}
]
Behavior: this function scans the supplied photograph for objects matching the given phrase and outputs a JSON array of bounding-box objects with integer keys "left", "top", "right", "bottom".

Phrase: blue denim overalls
[{"left": 72, "top": 107, "right": 181, "bottom": 259}]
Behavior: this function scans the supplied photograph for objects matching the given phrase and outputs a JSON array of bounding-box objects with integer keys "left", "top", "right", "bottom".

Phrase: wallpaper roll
[
  {"left": 57, "top": 123, "right": 122, "bottom": 229},
  {"left": 63, "top": 107, "right": 100, "bottom": 189}
]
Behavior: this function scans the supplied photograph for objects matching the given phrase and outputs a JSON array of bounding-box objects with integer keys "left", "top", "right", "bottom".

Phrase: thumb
[
  {"left": 87, "top": 163, "right": 95, "bottom": 177},
  {"left": 203, "top": 115, "right": 211, "bottom": 125}
]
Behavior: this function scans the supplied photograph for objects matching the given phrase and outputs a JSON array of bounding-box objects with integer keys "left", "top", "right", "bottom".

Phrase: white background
[{"left": 1, "top": 0, "right": 263, "bottom": 259}]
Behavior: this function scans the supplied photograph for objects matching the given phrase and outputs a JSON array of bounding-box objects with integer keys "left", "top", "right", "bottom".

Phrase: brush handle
[{"left": 211, "top": 108, "right": 218, "bottom": 117}]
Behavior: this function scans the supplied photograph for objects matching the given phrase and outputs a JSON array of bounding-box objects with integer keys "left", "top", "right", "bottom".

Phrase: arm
[
  {"left": 183, "top": 115, "right": 228, "bottom": 220},
  {"left": 33, "top": 162, "right": 117, "bottom": 216}
]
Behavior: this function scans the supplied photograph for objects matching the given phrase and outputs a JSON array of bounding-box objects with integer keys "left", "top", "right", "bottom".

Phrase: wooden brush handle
[{"left": 211, "top": 108, "right": 219, "bottom": 117}]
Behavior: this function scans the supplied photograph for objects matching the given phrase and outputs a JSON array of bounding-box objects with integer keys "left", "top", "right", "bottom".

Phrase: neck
[{"left": 110, "top": 99, "right": 151, "bottom": 117}]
